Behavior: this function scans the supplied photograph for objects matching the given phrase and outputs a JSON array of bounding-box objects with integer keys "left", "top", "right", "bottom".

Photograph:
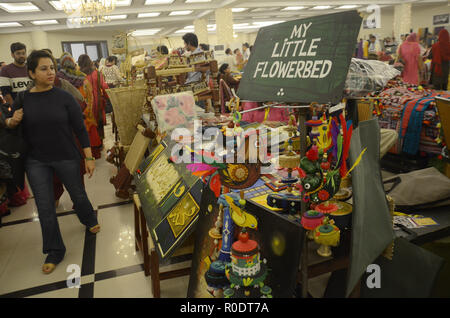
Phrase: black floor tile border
[
  {"left": 97, "top": 200, "right": 133, "bottom": 210},
  {"left": 0, "top": 258, "right": 193, "bottom": 298},
  {"left": 94, "top": 264, "right": 145, "bottom": 282},
  {"left": 0, "top": 198, "right": 133, "bottom": 227},
  {"left": 1, "top": 210, "right": 77, "bottom": 227},
  {"left": 0, "top": 280, "right": 70, "bottom": 298}
]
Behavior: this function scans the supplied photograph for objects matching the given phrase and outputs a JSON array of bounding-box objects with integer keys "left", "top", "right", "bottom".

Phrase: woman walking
[
  {"left": 431, "top": 29, "right": 450, "bottom": 90},
  {"left": 398, "top": 33, "right": 422, "bottom": 85},
  {"left": 58, "top": 52, "right": 101, "bottom": 159},
  {"left": 6, "top": 50, "right": 100, "bottom": 274},
  {"left": 78, "top": 54, "right": 109, "bottom": 155}
]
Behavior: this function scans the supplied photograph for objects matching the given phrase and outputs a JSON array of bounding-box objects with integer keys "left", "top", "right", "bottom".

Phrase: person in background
[
  {"left": 0, "top": 42, "right": 33, "bottom": 105},
  {"left": 218, "top": 63, "right": 240, "bottom": 91},
  {"left": 364, "top": 35, "right": 380, "bottom": 60},
  {"left": 430, "top": 29, "right": 450, "bottom": 90},
  {"left": 242, "top": 42, "right": 251, "bottom": 63},
  {"left": 249, "top": 45, "right": 254, "bottom": 54},
  {"left": 356, "top": 38, "right": 364, "bottom": 59},
  {"left": 78, "top": 54, "right": 109, "bottom": 155},
  {"left": 0, "top": 42, "right": 32, "bottom": 208},
  {"left": 157, "top": 45, "right": 169, "bottom": 55},
  {"left": 224, "top": 48, "right": 238, "bottom": 72},
  {"left": 398, "top": 33, "right": 422, "bottom": 85},
  {"left": 182, "top": 32, "right": 204, "bottom": 84},
  {"left": 59, "top": 52, "right": 101, "bottom": 159},
  {"left": 101, "top": 56, "right": 123, "bottom": 88},
  {"left": 234, "top": 48, "right": 245, "bottom": 71},
  {"left": 6, "top": 50, "right": 100, "bottom": 274}
]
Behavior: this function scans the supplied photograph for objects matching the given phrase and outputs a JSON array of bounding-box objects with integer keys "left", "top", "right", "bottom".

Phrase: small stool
[{"left": 133, "top": 193, "right": 193, "bottom": 298}]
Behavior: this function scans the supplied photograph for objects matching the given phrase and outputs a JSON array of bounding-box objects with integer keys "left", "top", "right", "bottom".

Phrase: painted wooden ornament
[{"left": 314, "top": 223, "right": 340, "bottom": 257}]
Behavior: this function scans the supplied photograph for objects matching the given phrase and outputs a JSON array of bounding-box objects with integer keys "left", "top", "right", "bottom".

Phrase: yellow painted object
[{"left": 314, "top": 224, "right": 340, "bottom": 247}]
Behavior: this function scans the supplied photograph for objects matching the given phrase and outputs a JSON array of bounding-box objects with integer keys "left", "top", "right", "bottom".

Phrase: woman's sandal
[
  {"left": 42, "top": 263, "right": 56, "bottom": 274},
  {"left": 89, "top": 224, "right": 101, "bottom": 234}
]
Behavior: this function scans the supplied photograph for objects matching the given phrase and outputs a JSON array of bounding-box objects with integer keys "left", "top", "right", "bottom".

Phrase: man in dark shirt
[{"left": 0, "top": 42, "right": 33, "bottom": 105}]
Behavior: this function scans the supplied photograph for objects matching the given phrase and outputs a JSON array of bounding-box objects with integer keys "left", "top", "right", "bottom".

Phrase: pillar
[
  {"left": 215, "top": 8, "right": 234, "bottom": 48},
  {"left": 31, "top": 30, "right": 49, "bottom": 51},
  {"left": 194, "top": 18, "right": 209, "bottom": 45},
  {"left": 393, "top": 3, "right": 412, "bottom": 40}
]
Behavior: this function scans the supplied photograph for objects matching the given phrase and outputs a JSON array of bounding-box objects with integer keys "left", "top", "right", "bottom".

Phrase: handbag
[{"left": 0, "top": 91, "right": 28, "bottom": 158}]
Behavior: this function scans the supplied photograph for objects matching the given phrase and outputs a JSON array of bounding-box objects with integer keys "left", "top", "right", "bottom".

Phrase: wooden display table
[{"left": 133, "top": 193, "right": 193, "bottom": 298}]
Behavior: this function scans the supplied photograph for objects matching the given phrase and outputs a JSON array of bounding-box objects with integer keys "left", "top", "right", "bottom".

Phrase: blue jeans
[{"left": 25, "top": 158, "right": 98, "bottom": 264}]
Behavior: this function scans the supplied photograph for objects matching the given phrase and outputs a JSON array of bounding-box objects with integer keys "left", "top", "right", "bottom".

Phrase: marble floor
[{"left": 0, "top": 115, "right": 332, "bottom": 298}]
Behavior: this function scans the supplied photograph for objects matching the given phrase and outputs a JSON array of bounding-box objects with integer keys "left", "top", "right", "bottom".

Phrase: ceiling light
[
  {"left": 132, "top": 28, "right": 161, "bottom": 36},
  {"left": 115, "top": 0, "right": 132, "bottom": 5},
  {"left": 185, "top": 0, "right": 211, "bottom": 2},
  {"left": 0, "top": 2, "right": 40, "bottom": 13},
  {"left": 175, "top": 29, "right": 188, "bottom": 33},
  {"left": 145, "top": 0, "right": 174, "bottom": 4},
  {"left": 0, "top": 22, "right": 22, "bottom": 27},
  {"left": 282, "top": 6, "right": 306, "bottom": 11},
  {"left": 336, "top": 5, "right": 359, "bottom": 9},
  {"left": 232, "top": 8, "right": 248, "bottom": 13},
  {"left": 312, "top": 6, "right": 332, "bottom": 10},
  {"left": 104, "top": 14, "right": 127, "bottom": 20},
  {"left": 169, "top": 10, "right": 193, "bottom": 16},
  {"left": 137, "top": 12, "right": 161, "bottom": 18},
  {"left": 252, "top": 8, "right": 279, "bottom": 13},
  {"left": 49, "top": 1, "right": 64, "bottom": 10},
  {"left": 253, "top": 21, "right": 285, "bottom": 27},
  {"left": 31, "top": 19, "right": 59, "bottom": 25}
]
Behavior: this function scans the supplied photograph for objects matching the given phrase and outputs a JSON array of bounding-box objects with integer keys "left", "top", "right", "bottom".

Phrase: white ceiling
[{"left": 0, "top": 0, "right": 447, "bottom": 36}]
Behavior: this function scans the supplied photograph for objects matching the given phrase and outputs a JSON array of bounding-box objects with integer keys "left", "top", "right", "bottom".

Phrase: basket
[{"left": 106, "top": 86, "right": 147, "bottom": 145}]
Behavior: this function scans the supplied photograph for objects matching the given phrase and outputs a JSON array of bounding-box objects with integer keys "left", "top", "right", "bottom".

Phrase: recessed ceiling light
[
  {"left": 49, "top": 1, "right": 63, "bottom": 10},
  {"left": 169, "top": 10, "right": 193, "bottom": 16},
  {"left": 0, "top": 22, "right": 22, "bottom": 28},
  {"left": 252, "top": 8, "right": 279, "bottom": 13},
  {"left": 145, "top": 0, "right": 174, "bottom": 4},
  {"left": 132, "top": 28, "right": 161, "bottom": 36},
  {"left": 336, "top": 5, "right": 359, "bottom": 9},
  {"left": 185, "top": 0, "right": 211, "bottom": 2},
  {"left": 232, "top": 8, "right": 248, "bottom": 13},
  {"left": 282, "top": 6, "right": 306, "bottom": 11},
  {"left": 312, "top": 6, "right": 332, "bottom": 10},
  {"left": 0, "top": 2, "right": 40, "bottom": 13},
  {"left": 31, "top": 19, "right": 59, "bottom": 25},
  {"left": 253, "top": 21, "right": 285, "bottom": 27},
  {"left": 175, "top": 29, "right": 188, "bottom": 33},
  {"left": 137, "top": 12, "right": 161, "bottom": 18},
  {"left": 105, "top": 15, "right": 127, "bottom": 20},
  {"left": 115, "top": 0, "right": 132, "bottom": 6}
]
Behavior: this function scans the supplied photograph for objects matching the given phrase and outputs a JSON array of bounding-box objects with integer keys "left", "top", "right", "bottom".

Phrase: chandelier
[{"left": 61, "top": 0, "right": 116, "bottom": 25}]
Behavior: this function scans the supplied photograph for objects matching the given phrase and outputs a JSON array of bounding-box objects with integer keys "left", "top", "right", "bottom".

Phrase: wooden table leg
[
  {"left": 140, "top": 208, "right": 150, "bottom": 277},
  {"left": 150, "top": 249, "right": 161, "bottom": 298}
]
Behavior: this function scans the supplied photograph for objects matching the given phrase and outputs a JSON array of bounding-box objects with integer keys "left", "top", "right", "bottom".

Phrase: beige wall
[{"left": 358, "top": 3, "right": 449, "bottom": 41}]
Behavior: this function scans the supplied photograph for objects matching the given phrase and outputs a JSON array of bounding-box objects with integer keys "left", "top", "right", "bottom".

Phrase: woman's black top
[{"left": 12, "top": 87, "right": 90, "bottom": 162}]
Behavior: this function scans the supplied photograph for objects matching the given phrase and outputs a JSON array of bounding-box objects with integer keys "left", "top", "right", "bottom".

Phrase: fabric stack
[{"left": 374, "top": 79, "right": 449, "bottom": 156}]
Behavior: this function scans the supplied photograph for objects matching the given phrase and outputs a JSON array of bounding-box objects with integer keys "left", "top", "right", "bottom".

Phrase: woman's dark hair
[
  {"left": 11, "top": 42, "right": 26, "bottom": 54},
  {"left": 219, "top": 63, "right": 229, "bottom": 74},
  {"left": 182, "top": 32, "right": 198, "bottom": 48},
  {"left": 78, "top": 54, "right": 94, "bottom": 75},
  {"left": 243, "top": 42, "right": 250, "bottom": 48},
  {"left": 106, "top": 56, "right": 116, "bottom": 63},
  {"left": 233, "top": 48, "right": 239, "bottom": 54},
  {"left": 157, "top": 45, "right": 169, "bottom": 55},
  {"left": 249, "top": 45, "right": 254, "bottom": 53},
  {"left": 26, "top": 50, "right": 54, "bottom": 76},
  {"left": 225, "top": 48, "right": 232, "bottom": 55}
]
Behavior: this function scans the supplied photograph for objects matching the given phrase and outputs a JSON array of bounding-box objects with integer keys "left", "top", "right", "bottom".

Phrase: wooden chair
[{"left": 133, "top": 193, "right": 193, "bottom": 298}]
